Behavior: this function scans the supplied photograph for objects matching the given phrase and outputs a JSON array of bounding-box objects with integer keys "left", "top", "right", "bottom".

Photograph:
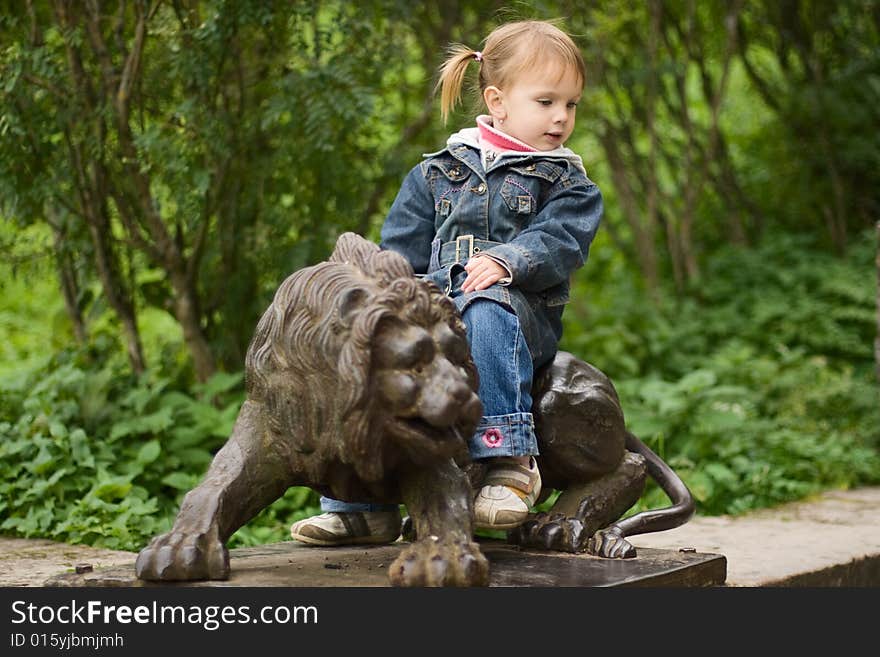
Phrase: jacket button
[{"left": 475, "top": 183, "right": 486, "bottom": 194}]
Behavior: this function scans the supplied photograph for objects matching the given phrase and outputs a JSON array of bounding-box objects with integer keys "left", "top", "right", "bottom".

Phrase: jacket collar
[
  {"left": 475, "top": 115, "right": 536, "bottom": 153},
  {"left": 429, "top": 115, "right": 586, "bottom": 175}
]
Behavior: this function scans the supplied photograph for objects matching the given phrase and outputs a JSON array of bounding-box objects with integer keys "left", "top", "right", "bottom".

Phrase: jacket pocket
[
  {"left": 499, "top": 162, "right": 564, "bottom": 216},
  {"left": 426, "top": 158, "right": 472, "bottom": 218},
  {"left": 500, "top": 176, "right": 537, "bottom": 216}
]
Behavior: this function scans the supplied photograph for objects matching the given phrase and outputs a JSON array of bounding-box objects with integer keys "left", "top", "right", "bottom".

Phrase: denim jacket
[{"left": 380, "top": 128, "right": 603, "bottom": 368}]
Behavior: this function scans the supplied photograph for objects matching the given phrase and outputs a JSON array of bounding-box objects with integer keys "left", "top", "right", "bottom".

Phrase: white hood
[{"left": 436, "top": 115, "right": 586, "bottom": 175}]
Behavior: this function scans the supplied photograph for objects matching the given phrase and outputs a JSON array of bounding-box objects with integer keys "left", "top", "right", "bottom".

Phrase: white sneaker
[
  {"left": 473, "top": 457, "right": 542, "bottom": 531},
  {"left": 289, "top": 511, "right": 402, "bottom": 546}
]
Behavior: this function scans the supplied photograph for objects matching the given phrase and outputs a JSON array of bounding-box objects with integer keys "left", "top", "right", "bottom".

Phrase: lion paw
[
  {"left": 586, "top": 526, "right": 637, "bottom": 559},
  {"left": 507, "top": 512, "right": 590, "bottom": 553},
  {"left": 135, "top": 530, "right": 230, "bottom": 581},
  {"left": 388, "top": 535, "right": 489, "bottom": 587}
]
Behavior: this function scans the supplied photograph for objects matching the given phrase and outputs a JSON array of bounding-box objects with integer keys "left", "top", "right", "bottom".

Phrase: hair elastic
[{"left": 473, "top": 51, "right": 483, "bottom": 62}]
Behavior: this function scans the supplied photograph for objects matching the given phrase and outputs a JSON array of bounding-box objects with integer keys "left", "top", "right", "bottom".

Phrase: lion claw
[
  {"left": 389, "top": 536, "right": 489, "bottom": 587},
  {"left": 586, "top": 527, "right": 637, "bottom": 559},
  {"left": 135, "top": 530, "right": 229, "bottom": 581},
  {"left": 508, "top": 512, "right": 589, "bottom": 553}
]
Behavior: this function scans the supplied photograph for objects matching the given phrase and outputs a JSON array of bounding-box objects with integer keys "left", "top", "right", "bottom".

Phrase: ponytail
[{"left": 436, "top": 44, "right": 481, "bottom": 124}]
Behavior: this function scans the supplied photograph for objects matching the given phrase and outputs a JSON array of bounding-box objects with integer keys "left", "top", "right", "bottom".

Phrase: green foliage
[
  {"left": 1, "top": 1, "right": 504, "bottom": 373},
  {"left": 564, "top": 229, "right": 880, "bottom": 516},
  {"left": 0, "top": 335, "right": 257, "bottom": 551},
  {"left": 0, "top": 226, "right": 61, "bottom": 385},
  {"left": 0, "top": 334, "right": 325, "bottom": 550},
  {"left": 731, "top": 0, "right": 880, "bottom": 247}
]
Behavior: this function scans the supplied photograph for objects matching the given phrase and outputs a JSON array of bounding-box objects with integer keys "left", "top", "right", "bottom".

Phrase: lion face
[
  {"left": 371, "top": 317, "right": 482, "bottom": 464},
  {"left": 244, "top": 233, "right": 483, "bottom": 483}
]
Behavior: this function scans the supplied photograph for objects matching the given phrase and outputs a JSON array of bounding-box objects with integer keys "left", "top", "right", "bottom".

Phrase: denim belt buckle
[{"left": 455, "top": 234, "right": 475, "bottom": 262}]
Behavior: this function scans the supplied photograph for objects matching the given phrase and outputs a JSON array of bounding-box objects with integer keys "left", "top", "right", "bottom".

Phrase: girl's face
[{"left": 484, "top": 61, "right": 583, "bottom": 151}]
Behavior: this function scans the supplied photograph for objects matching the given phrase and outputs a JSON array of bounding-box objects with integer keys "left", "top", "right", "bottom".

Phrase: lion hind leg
[{"left": 508, "top": 451, "right": 647, "bottom": 554}]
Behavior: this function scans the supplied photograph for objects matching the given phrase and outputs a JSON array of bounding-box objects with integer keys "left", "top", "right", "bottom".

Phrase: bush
[
  {"left": 0, "top": 343, "right": 319, "bottom": 551},
  {"left": 562, "top": 230, "right": 880, "bottom": 516}
]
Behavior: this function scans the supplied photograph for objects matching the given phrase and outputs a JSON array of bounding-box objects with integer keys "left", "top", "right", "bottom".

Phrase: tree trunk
[
  {"left": 169, "top": 268, "right": 216, "bottom": 383},
  {"left": 644, "top": 0, "right": 662, "bottom": 302},
  {"left": 83, "top": 192, "right": 146, "bottom": 375},
  {"left": 57, "top": 0, "right": 217, "bottom": 381},
  {"left": 63, "top": 131, "right": 146, "bottom": 374},
  {"left": 55, "top": 0, "right": 146, "bottom": 375},
  {"left": 48, "top": 212, "right": 87, "bottom": 344},
  {"left": 599, "top": 126, "right": 660, "bottom": 297},
  {"left": 875, "top": 221, "right": 880, "bottom": 383}
]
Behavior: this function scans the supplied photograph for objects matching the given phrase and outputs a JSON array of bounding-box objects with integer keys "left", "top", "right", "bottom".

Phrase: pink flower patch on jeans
[{"left": 481, "top": 428, "right": 504, "bottom": 448}]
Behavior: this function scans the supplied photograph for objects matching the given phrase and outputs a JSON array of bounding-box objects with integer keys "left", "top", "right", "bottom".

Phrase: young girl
[{"left": 290, "top": 19, "right": 603, "bottom": 545}]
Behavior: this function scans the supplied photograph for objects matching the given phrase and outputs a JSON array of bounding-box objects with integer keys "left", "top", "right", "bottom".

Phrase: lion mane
[{"left": 243, "top": 233, "right": 474, "bottom": 485}]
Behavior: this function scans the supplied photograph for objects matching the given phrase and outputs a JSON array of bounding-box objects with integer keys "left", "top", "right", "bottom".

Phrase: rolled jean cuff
[
  {"left": 319, "top": 496, "right": 398, "bottom": 513},
  {"left": 468, "top": 412, "right": 538, "bottom": 460}
]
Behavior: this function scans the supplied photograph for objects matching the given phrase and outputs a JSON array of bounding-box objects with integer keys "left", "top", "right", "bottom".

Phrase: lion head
[{"left": 244, "top": 233, "right": 482, "bottom": 488}]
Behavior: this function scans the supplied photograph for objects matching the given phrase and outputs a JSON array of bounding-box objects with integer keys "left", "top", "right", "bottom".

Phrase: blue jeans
[{"left": 320, "top": 298, "right": 538, "bottom": 513}]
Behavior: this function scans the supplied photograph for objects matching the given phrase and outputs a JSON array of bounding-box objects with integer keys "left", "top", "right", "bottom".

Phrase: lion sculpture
[{"left": 136, "top": 232, "right": 694, "bottom": 587}]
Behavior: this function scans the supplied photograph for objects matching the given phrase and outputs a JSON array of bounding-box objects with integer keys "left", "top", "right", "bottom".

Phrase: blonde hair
[{"left": 437, "top": 20, "right": 586, "bottom": 123}]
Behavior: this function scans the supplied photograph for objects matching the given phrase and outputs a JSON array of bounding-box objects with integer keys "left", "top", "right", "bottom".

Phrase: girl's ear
[{"left": 483, "top": 86, "right": 506, "bottom": 123}]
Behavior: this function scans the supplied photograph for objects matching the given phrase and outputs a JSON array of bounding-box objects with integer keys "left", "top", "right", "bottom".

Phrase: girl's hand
[{"left": 462, "top": 256, "right": 507, "bottom": 292}]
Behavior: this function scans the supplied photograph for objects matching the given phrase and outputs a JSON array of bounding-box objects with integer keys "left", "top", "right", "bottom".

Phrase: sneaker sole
[
  {"left": 289, "top": 532, "right": 400, "bottom": 547},
  {"left": 473, "top": 519, "right": 527, "bottom": 531}
]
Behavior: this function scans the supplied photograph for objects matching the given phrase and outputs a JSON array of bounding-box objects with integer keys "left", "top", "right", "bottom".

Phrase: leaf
[
  {"left": 693, "top": 407, "right": 748, "bottom": 435},
  {"left": 91, "top": 478, "right": 133, "bottom": 502},
  {"left": 48, "top": 420, "right": 67, "bottom": 439},
  {"left": 136, "top": 440, "right": 161, "bottom": 465},
  {"left": 68, "top": 428, "right": 94, "bottom": 468},
  {"left": 167, "top": 425, "right": 217, "bottom": 450},
  {"left": 28, "top": 445, "right": 55, "bottom": 475},
  {"left": 161, "top": 472, "right": 198, "bottom": 491},
  {"left": 174, "top": 447, "right": 213, "bottom": 469},
  {"left": 109, "top": 406, "right": 174, "bottom": 440},
  {"left": 675, "top": 369, "right": 718, "bottom": 393},
  {"left": 704, "top": 463, "right": 738, "bottom": 488},
  {"left": 194, "top": 371, "right": 244, "bottom": 399}
]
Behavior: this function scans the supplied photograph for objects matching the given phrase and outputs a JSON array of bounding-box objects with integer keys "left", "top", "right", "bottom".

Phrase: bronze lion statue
[{"left": 136, "top": 232, "right": 693, "bottom": 587}]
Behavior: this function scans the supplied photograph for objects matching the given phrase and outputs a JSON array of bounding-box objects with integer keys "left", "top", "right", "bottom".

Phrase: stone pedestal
[{"left": 46, "top": 539, "right": 726, "bottom": 587}]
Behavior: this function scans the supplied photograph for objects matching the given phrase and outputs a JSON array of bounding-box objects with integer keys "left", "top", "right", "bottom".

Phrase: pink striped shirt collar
[{"left": 476, "top": 115, "right": 537, "bottom": 153}]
